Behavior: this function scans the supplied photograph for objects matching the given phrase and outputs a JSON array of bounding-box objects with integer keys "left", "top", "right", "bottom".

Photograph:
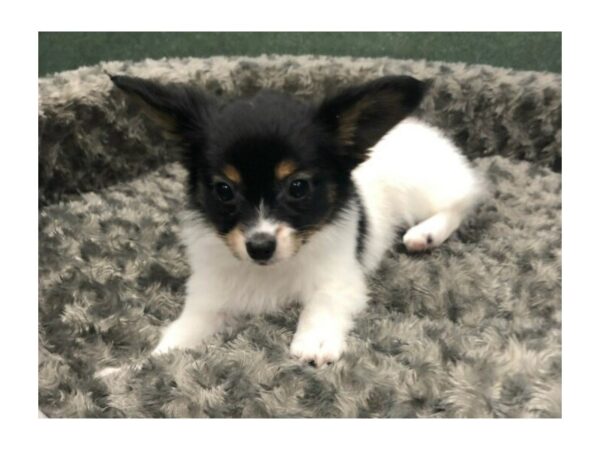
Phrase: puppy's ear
[
  {"left": 315, "top": 75, "right": 427, "bottom": 170},
  {"left": 110, "top": 74, "right": 213, "bottom": 141}
]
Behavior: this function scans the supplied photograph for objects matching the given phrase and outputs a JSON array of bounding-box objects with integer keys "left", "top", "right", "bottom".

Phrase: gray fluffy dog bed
[{"left": 38, "top": 55, "right": 561, "bottom": 418}]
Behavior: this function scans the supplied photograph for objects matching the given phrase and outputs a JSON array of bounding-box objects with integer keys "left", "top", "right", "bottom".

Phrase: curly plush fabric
[{"left": 38, "top": 56, "right": 561, "bottom": 418}]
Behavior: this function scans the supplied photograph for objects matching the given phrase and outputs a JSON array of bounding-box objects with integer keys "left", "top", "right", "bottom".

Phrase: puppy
[{"left": 110, "top": 74, "right": 484, "bottom": 368}]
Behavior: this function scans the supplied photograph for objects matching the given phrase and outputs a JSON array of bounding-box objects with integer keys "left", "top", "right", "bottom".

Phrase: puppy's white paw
[
  {"left": 95, "top": 366, "right": 124, "bottom": 378},
  {"left": 151, "top": 340, "right": 176, "bottom": 355},
  {"left": 94, "top": 362, "right": 143, "bottom": 379},
  {"left": 403, "top": 210, "right": 463, "bottom": 252},
  {"left": 290, "top": 328, "right": 346, "bottom": 368},
  {"left": 402, "top": 216, "right": 447, "bottom": 252},
  {"left": 403, "top": 224, "right": 437, "bottom": 252}
]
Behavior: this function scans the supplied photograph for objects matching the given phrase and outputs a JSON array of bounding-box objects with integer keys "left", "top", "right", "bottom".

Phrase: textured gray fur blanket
[{"left": 38, "top": 55, "right": 561, "bottom": 418}]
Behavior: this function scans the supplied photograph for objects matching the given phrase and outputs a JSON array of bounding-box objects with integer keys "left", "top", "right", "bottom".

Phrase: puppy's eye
[
  {"left": 214, "top": 182, "right": 235, "bottom": 202},
  {"left": 288, "top": 179, "right": 310, "bottom": 199}
]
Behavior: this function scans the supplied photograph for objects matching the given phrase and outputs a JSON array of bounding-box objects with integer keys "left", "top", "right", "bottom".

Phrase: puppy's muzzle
[{"left": 245, "top": 232, "right": 276, "bottom": 263}]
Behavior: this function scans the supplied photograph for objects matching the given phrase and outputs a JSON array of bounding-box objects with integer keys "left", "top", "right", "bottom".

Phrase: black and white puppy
[{"left": 110, "top": 74, "right": 484, "bottom": 367}]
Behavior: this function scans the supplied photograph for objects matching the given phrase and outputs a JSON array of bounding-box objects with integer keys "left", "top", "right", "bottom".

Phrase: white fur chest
[{"left": 180, "top": 208, "right": 360, "bottom": 315}]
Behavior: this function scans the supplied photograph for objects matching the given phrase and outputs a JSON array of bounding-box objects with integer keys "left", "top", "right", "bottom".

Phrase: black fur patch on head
[
  {"left": 189, "top": 90, "right": 355, "bottom": 236},
  {"left": 111, "top": 74, "right": 426, "bottom": 249}
]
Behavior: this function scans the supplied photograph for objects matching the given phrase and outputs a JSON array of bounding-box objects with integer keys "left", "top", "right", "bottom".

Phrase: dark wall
[{"left": 39, "top": 32, "right": 561, "bottom": 76}]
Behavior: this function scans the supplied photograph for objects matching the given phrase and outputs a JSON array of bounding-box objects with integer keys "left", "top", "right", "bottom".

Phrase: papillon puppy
[{"left": 110, "top": 74, "right": 484, "bottom": 368}]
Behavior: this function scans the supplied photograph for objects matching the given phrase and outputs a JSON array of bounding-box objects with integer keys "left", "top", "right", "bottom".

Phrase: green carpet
[{"left": 38, "top": 32, "right": 561, "bottom": 77}]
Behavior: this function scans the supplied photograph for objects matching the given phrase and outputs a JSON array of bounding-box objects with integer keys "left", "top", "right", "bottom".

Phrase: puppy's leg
[
  {"left": 152, "top": 267, "right": 230, "bottom": 354},
  {"left": 290, "top": 272, "right": 367, "bottom": 367},
  {"left": 96, "top": 270, "right": 226, "bottom": 379},
  {"left": 403, "top": 208, "right": 464, "bottom": 252},
  {"left": 96, "top": 304, "right": 224, "bottom": 379},
  {"left": 152, "top": 308, "right": 226, "bottom": 355}
]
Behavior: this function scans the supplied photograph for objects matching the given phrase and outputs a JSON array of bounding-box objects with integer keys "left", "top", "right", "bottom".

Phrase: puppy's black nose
[{"left": 246, "top": 233, "right": 276, "bottom": 262}]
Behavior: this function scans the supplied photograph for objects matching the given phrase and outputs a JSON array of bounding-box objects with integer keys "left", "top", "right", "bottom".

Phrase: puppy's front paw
[
  {"left": 290, "top": 328, "right": 346, "bottom": 368},
  {"left": 94, "top": 362, "right": 143, "bottom": 379}
]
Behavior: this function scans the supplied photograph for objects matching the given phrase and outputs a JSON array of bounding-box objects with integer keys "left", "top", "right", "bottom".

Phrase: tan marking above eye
[
  {"left": 275, "top": 160, "right": 298, "bottom": 180},
  {"left": 223, "top": 165, "right": 242, "bottom": 184}
]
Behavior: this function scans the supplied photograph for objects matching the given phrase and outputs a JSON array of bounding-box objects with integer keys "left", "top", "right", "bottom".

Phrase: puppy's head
[{"left": 111, "top": 74, "right": 426, "bottom": 265}]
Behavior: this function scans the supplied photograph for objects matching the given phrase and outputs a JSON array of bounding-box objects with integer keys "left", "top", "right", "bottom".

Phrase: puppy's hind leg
[
  {"left": 402, "top": 164, "right": 485, "bottom": 253},
  {"left": 402, "top": 208, "right": 466, "bottom": 252}
]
